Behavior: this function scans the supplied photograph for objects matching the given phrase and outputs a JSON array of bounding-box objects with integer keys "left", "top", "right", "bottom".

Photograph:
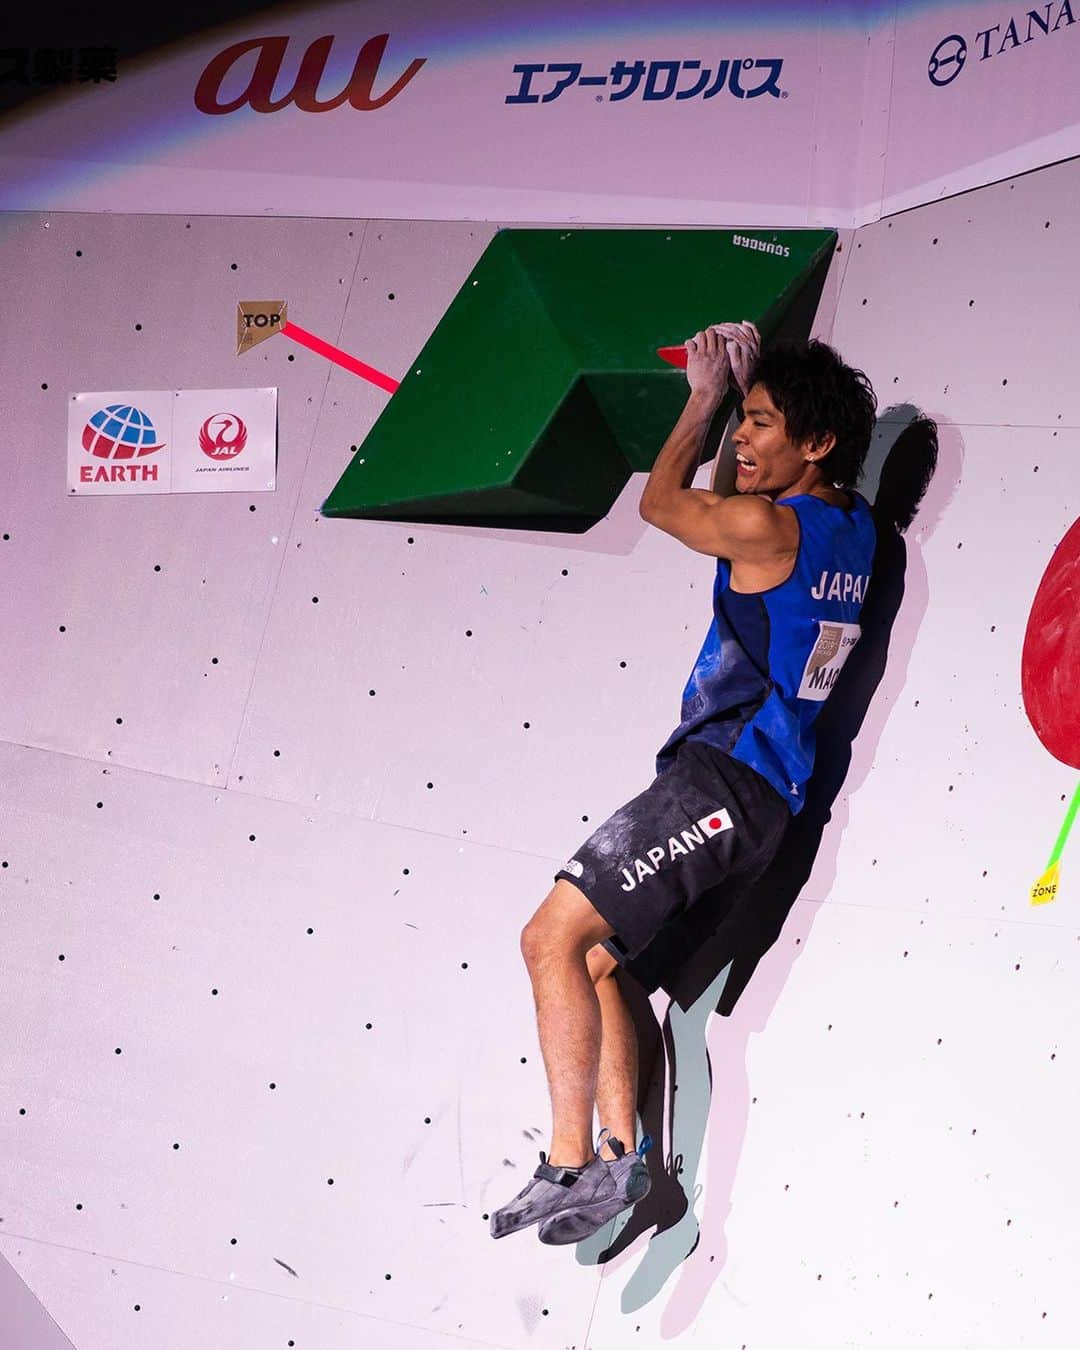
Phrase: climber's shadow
[{"left": 585, "top": 412, "right": 947, "bottom": 1267}]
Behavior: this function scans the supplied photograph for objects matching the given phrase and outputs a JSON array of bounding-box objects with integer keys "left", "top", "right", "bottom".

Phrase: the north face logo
[{"left": 619, "top": 807, "right": 733, "bottom": 893}]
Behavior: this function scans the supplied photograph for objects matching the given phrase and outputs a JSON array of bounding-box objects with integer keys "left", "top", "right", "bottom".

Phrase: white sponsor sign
[{"left": 67, "top": 388, "right": 277, "bottom": 496}]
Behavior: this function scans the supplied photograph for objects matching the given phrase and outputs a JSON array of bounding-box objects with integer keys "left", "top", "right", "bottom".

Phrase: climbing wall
[{"left": 0, "top": 164, "right": 1077, "bottom": 1349}]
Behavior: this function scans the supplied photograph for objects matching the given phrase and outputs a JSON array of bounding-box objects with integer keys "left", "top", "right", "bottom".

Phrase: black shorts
[{"left": 553, "top": 738, "right": 790, "bottom": 966}]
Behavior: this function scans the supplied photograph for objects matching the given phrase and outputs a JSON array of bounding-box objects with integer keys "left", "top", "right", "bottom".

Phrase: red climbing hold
[{"left": 1022, "top": 516, "right": 1080, "bottom": 769}]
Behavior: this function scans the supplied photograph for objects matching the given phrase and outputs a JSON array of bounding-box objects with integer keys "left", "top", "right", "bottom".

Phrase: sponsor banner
[
  {"left": 67, "top": 388, "right": 277, "bottom": 496},
  {"left": 883, "top": 1, "right": 1080, "bottom": 215},
  {"left": 0, "top": 6, "right": 838, "bottom": 223},
  {"left": 2, "top": 3, "right": 1077, "bottom": 224}
]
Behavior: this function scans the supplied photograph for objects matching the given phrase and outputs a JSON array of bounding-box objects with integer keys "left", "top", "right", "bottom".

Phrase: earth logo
[{"left": 81, "top": 404, "right": 166, "bottom": 460}]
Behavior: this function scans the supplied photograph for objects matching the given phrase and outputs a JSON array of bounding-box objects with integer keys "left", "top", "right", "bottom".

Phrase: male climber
[{"left": 490, "top": 321, "right": 879, "bottom": 1246}]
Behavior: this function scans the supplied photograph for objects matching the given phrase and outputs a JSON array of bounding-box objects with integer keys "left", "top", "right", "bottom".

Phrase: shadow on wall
[{"left": 570, "top": 409, "right": 958, "bottom": 1312}]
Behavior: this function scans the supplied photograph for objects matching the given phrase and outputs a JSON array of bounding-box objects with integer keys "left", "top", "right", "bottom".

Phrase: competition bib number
[{"left": 797, "top": 621, "right": 861, "bottom": 701}]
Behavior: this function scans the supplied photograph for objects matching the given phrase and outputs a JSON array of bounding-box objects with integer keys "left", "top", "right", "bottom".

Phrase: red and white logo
[
  {"left": 198, "top": 413, "right": 248, "bottom": 461},
  {"left": 696, "top": 807, "right": 734, "bottom": 837},
  {"left": 81, "top": 404, "right": 165, "bottom": 460}
]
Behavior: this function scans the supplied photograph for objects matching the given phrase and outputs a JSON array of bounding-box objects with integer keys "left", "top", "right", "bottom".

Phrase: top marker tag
[{"left": 237, "top": 301, "right": 288, "bottom": 355}]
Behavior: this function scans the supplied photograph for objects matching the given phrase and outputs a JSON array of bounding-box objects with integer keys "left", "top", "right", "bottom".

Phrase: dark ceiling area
[{"left": 0, "top": 3, "right": 281, "bottom": 120}]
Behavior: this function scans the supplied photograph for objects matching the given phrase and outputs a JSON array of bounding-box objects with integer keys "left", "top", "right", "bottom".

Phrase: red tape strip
[{"left": 281, "top": 320, "right": 400, "bottom": 394}]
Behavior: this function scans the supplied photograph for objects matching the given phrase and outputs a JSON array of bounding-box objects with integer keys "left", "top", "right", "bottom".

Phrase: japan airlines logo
[{"left": 198, "top": 413, "right": 248, "bottom": 461}]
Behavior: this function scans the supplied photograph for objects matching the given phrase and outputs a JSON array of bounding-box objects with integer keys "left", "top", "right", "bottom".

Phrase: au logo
[
  {"left": 195, "top": 34, "right": 425, "bottom": 116},
  {"left": 237, "top": 300, "right": 287, "bottom": 354}
]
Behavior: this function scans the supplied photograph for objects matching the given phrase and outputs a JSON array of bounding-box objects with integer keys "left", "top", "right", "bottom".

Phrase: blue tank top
[{"left": 655, "top": 491, "right": 877, "bottom": 813}]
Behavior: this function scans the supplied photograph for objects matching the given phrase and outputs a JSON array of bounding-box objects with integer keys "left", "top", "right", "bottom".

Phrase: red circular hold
[{"left": 1021, "top": 516, "right": 1080, "bottom": 769}]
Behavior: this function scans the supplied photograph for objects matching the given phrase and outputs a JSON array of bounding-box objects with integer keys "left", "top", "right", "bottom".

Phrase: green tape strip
[{"left": 1049, "top": 780, "right": 1080, "bottom": 866}]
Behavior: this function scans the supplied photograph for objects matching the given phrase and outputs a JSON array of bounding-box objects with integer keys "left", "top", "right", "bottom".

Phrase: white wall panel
[
  {"left": 587, "top": 905, "right": 1080, "bottom": 1344},
  {"left": 0, "top": 212, "right": 365, "bottom": 784},
  {"left": 842, "top": 157, "right": 1080, "bottom": 428}
]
